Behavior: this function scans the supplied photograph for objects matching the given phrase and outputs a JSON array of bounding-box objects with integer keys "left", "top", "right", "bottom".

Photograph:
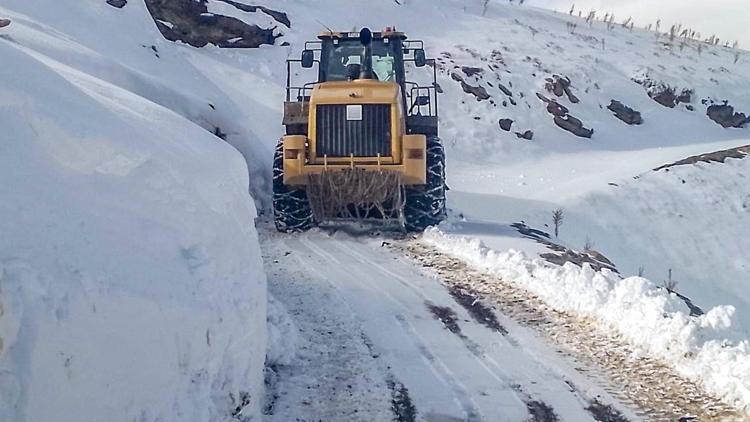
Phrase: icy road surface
[{"left": 260, "top": 226, "right": 638, "bottom": 422}]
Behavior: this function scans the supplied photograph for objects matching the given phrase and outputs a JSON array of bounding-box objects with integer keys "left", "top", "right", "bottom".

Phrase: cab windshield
[{"left": 323, "top": 39, "right": 398, "bottom": 82}]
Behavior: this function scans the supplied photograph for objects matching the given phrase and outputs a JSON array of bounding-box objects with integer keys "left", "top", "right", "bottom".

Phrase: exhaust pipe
[{"left": 359, "top": 27, "right": 374, "bottom": 80}]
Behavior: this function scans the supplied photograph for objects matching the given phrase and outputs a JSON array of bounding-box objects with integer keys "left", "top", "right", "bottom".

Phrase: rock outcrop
[
  {"left": 607, "top": 100, "right": 643, "bottom": 125},
  {"left": 537, "top": 93, "right": 593, "bottom": 138},
  {"left": 144, "top": 0, "right": 287, "bottom": 48},
  {"left": 634, "top": 77, "right": 693, "bottom": 108},
  {"left": 451, "top": 72, "right": 490, "bottom": 101},
  {"left": 545, "top": 75, "right": 579, "bottom": 103},
  {"left": 706, "top": 104, "right": 750, "bottom": 128}
]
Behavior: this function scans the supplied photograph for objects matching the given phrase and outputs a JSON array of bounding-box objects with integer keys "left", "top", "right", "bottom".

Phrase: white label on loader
[{"left": 346, "top": 104, "right": 363, "bottom": 121}]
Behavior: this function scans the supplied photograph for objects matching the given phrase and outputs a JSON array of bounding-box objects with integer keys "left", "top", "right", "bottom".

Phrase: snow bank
[
  {"left": 266, "top": 294, "right": 298, "bottom": 367},
  {"left": 422, "top": 228, "right": 750, "bottom": 413},
  {"left": 0, "top": 25, "right": 265, "bottom": 422}
]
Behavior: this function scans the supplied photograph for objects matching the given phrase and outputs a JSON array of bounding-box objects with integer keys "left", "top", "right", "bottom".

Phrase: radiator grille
[{"left": 315, "top": 104, "right": 391, "bottom": 157}]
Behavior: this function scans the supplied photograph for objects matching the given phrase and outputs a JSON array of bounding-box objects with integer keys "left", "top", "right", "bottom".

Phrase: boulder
[
  {"left": 499, "top": 118, "right": 513, "bottom": 131},
  {"left": 106, "top": 0, "right": 127, "bottom": 8},
  {"left": 537, "top": 93, "right": 593, "bottom": 138},
  {"left": 707, "top": 104, "right": 750, "bottom": 128},
  {"left": 461, "top": 66, "right": 483, "bottom": 77},
  {"left": 553, "top": 115, "right": 593, "bottom": 138},
  {"left": 515, "top": 130, "right": 534, "bottom": 140},
  {"left": 607, "top": 100, "right": 643, "bottom": 125}
]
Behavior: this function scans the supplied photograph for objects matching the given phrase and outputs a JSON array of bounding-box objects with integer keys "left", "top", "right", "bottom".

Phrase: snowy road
[{"left": 260, "top": 226, "right": 637, "bottom": 422}]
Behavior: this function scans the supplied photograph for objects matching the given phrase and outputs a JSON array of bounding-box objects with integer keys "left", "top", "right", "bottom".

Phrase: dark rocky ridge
[
  {"left": 654, "top": 144, "right": 750, "bottom": 171},
  {"left": 144, "top": 0, "right": 287, "bottom": 48}
]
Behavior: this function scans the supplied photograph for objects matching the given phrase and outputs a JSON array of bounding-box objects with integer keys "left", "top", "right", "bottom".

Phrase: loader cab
[
  {"left": 286, "top": 28, "right": 439, "bottom": 137},
  {"left": 318, "top": 35, "right": 406, "bottom": 84}
]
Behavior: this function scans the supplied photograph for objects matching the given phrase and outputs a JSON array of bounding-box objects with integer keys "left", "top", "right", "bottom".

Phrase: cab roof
[{"left": 318, "top": 29, "right": 406, "bottom": 41}]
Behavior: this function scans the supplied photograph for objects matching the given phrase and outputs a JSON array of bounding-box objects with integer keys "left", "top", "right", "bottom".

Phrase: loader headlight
[
  {"left": 407, "top": 149, "right": 424, "bottom": 159},
  {"left": 284, "top": 149, "right": 300, "bottom": 159}
]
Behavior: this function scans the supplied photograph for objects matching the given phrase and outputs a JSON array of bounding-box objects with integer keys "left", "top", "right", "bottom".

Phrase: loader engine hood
[{"left": 311, "top": 80, "right": 401, "bottom": 105}]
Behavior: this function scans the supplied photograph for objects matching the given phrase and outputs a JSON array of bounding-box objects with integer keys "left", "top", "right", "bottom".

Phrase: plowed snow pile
[{"left": 423, "top": 228, "right": 750, "bottom": 412}]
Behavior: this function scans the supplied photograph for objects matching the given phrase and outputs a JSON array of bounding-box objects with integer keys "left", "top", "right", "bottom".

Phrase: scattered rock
[
  {"left": 545, "top": 75, "right": 579, "bottom": 103},
  {"left": 497, "top": 82, "right": 513, "bottom": 97},
  {"left": 676, "top": 89, "right": 692, "bottom": 104},
  {"left": 106, "top": 0, "right": 127, "bottom": 8},
  {"left": 461, "top": 66, "right": 483, "bottom": 77},
  {"left": 537, "top": 93, "right": 593, "bottom": 138},
  {"left": 706, "top": 104, "right": 750, "bottom": 128},
  {"left": 499, "top": 118, "right": 514, "bottom": 131},
  {"left": 634, "top": 77, "right": 693, "bottom": 108},
  {"left": 553, "top": 115, "right": 593, "bottom": 138},
  {"left": 515, "top": 130, "right": 534, "bottom": 140},
  {"left": 490, "top": 49, "right": 506, "bottom": 66},
  {"left": 452, "top": 72, "right": 490, "bottom": 101},
  {"left": 607, "top": 100, "right": 643, "bottom": 125},
  {"left": 512, "top": 223, "right": 617, "bottom": 273},
  {"left": 144, "top": 0, "right": 284, "bottom": 48}
]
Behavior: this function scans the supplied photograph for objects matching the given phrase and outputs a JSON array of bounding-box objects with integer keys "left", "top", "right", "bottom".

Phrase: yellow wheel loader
[{"left": 274, "top": 27, "right": 446, "bottom": 232}]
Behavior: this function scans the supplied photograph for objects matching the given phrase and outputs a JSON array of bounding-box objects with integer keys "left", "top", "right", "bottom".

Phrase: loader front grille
[{"left": 315, "top": 104, "right": 391, "bottom": 157}]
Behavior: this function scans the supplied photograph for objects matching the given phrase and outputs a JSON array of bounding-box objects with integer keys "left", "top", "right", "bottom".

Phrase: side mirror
[
  {"left": 414, "top": 49, "right": 426, "bottom": 67},
  {"left": 301, "top": 50, "right": 314, "bottom": 68}
]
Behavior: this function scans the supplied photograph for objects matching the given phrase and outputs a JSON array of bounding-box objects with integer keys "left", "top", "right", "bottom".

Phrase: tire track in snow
[
  {"left": 392, "top": 313, "right": 483, "bottom": 422},
  {"left": 298, "top": 234, "right": 485, "bottom": 421},
  {"left": 273, "top": 230, "right": 637, "bottom": 421},
  {"left": 325, "top": 237, "right": 578, "bottom": 422},
  {"left": 264, "top": 236, "right": 394, "bottom": 421}
]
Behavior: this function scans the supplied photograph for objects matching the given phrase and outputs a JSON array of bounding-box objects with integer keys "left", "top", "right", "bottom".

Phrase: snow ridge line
[{"left": 408, "top": 229, "right": 750, "bottom": 418}]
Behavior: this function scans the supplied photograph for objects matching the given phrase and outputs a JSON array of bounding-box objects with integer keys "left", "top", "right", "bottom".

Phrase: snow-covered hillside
[
  {"left": 1, "top": 0, "right": 749, "bottom": 420},
  {"left": 0, "top": 1, "right": 269, "bottom": 421}
]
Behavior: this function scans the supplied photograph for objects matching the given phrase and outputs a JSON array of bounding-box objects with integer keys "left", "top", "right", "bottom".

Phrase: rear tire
[
  {"left": 404, "top": 136, "right": 447, "bottom": 232},
  {"left": 273, "top": 140, "right": 314, "bottom": 232}
]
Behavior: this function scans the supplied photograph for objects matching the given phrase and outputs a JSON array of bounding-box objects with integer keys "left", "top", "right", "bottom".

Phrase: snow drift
[
  {"left": 0, "top": 4, "right": 266, "bottom": 422},
  {"left": 423, "top": 228, "right": 750, "bottom": 413}
]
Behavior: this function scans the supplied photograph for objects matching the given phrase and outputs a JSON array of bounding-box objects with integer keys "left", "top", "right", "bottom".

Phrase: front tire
[
  {"left": 273, "top": 140, "right": 314, "bottom": 232},
  {"left": 404, "top": 136, "right": 447, "bottom": 232}
]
